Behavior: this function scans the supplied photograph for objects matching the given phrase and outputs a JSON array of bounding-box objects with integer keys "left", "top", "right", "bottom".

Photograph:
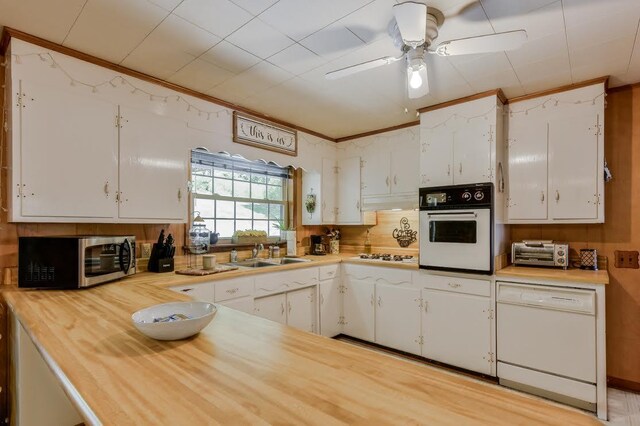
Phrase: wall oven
[
  {"left": 19, "top": 236, "right": 136, "bottom": 289},
  {"left": 419, "top": 183, "right": 494, "bottom": 274}
]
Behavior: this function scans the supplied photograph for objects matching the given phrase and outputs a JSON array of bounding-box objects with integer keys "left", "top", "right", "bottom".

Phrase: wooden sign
[{"left": 233, "top": 112, "right": 297, "bottom": 156}]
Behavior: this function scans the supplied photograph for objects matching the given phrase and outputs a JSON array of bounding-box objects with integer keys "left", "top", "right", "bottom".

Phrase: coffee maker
[{"left": 310, "top": 235, "right": 326, "bottom": 255}]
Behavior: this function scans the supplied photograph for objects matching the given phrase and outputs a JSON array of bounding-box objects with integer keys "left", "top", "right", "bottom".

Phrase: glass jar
[{"left": 188, "top": 212, "right": 210, "bottom": 254}]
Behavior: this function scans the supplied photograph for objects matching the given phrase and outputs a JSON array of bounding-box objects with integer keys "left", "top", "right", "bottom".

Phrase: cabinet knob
[
  {"left": 356, "top": 200, "right": 360, "bottom": 210},
  {"left": 448, "top": 282, "right": 461, "bottom": 288}
]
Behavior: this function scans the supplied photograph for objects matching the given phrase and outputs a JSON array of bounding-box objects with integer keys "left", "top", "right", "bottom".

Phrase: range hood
[{"left": 361, "top": 193, "right": 418, "bottom": 212}]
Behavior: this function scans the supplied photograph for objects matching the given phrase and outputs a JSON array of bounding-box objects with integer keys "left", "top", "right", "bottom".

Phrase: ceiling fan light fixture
[{"left": 409, "top": 69, "right": 423, "bottom": 89}]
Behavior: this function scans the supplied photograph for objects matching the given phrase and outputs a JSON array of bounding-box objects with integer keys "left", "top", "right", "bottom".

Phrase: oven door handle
[{"left": 426, "top": 212, "right": 478, "bottom": 219}]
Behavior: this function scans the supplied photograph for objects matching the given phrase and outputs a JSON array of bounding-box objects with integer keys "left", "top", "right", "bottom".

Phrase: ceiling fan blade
[
  {"left": 434, "top": 30, "right": 527, "bottom": 56},
  {"left": 393, "top": 1, "right": 427, "bottom": 48},
  {"left": 325, "top": 56, "right": 402, "bottom": 80},
  {"left": 407, "top": 64, "right": 429, "bottom": 99}
]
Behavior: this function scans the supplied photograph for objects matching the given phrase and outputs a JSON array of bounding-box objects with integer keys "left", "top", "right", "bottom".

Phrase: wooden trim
[
  {"left": 608, "top": 376, "right": 640, "bottom": 393},
  {"left": 417, "top": 89, "right": 506, "bottom": 114},
  {"left": 0, "top": 27, "right": 336, "bottom": 142},
  {"left": 607, "top": 81, "right": 640, "bottom": 93},
  {"left": 232, "top": 111, "right": 298, "bottom": 156},
  {"left": 335, "top": 120, "right": 420, "bottom": 143},
  {"left": 506, "top": 76, "right": 609, "bottom": 104}
]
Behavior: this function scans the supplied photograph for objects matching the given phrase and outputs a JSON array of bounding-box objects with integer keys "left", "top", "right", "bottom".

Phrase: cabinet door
[
  {"left": 219, "top": 296, "right": 254, "bottom": 315},
  {"left": 20, "top": 81, "right": 118, "bottom": 219},
  {"left": 453, "top": 120, "right": 492, "bottom": 184},
  {"left": 301, "top": 171, "right": 322, "bottom": 225},
  {"left": 422, "top": 290, "right": 492, "bottom": 375},
  {"left": 343, "top": 278, "right": 375, "bottom": 341},
  {"left": 321, "top": 158, "right": 337, "bottom": 224},
  {"left": 336, "top": 157, "right": 362, "bottom": 224},
  {"left": 420, "top": 125, "right": 453, "bottom": 186},
  {"left": 548, "top": 114, "right": 600, "bottom": 220},
  {"left": 391, "top": 135, "right": 419, "bottom": 194},
  {"left": 118, "top": 106, "right": 188, "bottom": 221},
  {"left": 287, "top": 287, "right": 316, "bottom": 333},
  {"left": 362, "top": 141, "right": 390, "bottom": 196},
  {"left": 319, "top": 278, "right": 342, "bottom": 337},
  {"left": 253, "top": 293, "right": 286, "bottom": 324},
  {"left": 375, "top": 284, "right": 422, "bottom": 355},
  {"left": 169, "top": 283, "right": 215, "bottom": 303},
  {"left": 507, "top": 119, "right": 548, "bottom": 220}
]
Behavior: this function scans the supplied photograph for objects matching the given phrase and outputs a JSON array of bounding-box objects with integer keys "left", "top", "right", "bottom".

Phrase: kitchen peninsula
[{"left": 4, "top": 259, "right": 602, "bottom": 426}]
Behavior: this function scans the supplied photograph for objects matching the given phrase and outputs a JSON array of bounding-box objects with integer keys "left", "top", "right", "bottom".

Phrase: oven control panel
[{"left": 420, "top": 183, "right": 493, "bottom": 210}]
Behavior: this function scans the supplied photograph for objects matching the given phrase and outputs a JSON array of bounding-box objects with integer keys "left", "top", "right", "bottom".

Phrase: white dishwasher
[{"left": 496, "top": 281, "right": 597, "bottom": 411}]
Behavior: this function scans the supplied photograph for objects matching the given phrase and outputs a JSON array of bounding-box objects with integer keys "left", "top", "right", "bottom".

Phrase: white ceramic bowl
[{"left": 131, "top": 302, "right": 216, "bottom": 341}]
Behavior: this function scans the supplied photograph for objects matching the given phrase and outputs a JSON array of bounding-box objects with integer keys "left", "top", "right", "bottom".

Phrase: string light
[{"left": 10, "top": 51, "right": 232, "bottom": 121}]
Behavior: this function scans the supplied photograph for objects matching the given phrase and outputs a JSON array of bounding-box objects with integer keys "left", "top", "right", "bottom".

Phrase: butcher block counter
[{"left": 3, "top": 272, "right": 600, "bottom": 425}]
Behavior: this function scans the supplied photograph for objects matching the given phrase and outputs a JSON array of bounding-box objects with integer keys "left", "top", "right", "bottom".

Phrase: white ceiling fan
[{"left": 325, "top": 1, "right": 528, "bottom": 99}]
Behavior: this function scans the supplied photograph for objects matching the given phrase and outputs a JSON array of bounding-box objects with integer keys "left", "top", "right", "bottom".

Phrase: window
[{"left": 190, "top": 150, "right": 292, "bottom": 240}]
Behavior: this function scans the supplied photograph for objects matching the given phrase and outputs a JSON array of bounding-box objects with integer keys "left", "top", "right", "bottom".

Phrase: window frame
[{"left": 189, "top": 151, "right": 292, "bottom": 244}]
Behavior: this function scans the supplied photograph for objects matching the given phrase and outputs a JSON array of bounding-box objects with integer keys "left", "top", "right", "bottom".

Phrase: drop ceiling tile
[
  {"left": 0, "top": 0, "right": 86, "bottom": 44},
  {"left": 506, "top": 31, "right": 569, "bottom": 66},
  {"left": 512, "top": 54, "right": 572, "bottom": 93},
  {"left": 570, "top": 36, "right": 636, "bottom": 82},
  {"left": 339, "top": 0, "right": 396, "bottom": 44},
  {"left": 435, "top": 1, "right": 495, "bottom": 45},
  {"left": 64, "top": 0, "right": 169, "bottom": 63},
  {"left": 486, "top": 0, "right": 564, "bottom": 41},
  {"left": 173, "top": 0, "right": 252, "bottom": 38},
  {"left": 268, "top": 44, "right": 325, "bottom": 75},
  {"left": 122, "top": 14, "right": 220, "bottom": 78},
  {"left": 211, "top": 60, "right": 293, "bottom": 99},
  {"left": 229, "top": 0, "right": 279, "bottom": 15},
  {"left": 147, "top": 0, "right": 184, "bottom": 11},
  {"left": 226, "top": 18, "right": 294, "bottom": 59},
  {"left": 259, "top": 0, "right": 370, "bottom": 41},
  {"left": 300, "top": 22, "right": 366, "bottom": 60},
  {"left": 564, "top": 7, "right": 640, "bottom": 50},
  {"left": 200, "top": 40, "right": 261, "bottom": 73},
  {"left": 167, "top": 58, "right": 234, "bottom": 92}
]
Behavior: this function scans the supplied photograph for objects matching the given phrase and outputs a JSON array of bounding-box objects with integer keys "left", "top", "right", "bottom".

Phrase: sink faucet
[{"left": 252, "top": 243, "right": 264, "bottom": 259}]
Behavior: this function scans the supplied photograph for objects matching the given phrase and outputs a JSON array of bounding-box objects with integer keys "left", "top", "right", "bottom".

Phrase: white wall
[{"left": 9, "top": 39, "right": 337, "bottom": 172}]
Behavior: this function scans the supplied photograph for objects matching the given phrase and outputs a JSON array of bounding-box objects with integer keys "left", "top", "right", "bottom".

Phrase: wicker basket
[{"left": 231, "top": 236, "right": 267, "bottom": 245}]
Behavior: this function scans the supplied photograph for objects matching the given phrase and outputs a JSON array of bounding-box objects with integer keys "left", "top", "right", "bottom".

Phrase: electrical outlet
[
  {"left": 141, "top": 243, "right": 151, "bottom": 259},
  {"left": 614, "top": 250, "right": 639, "bottom": 268}
]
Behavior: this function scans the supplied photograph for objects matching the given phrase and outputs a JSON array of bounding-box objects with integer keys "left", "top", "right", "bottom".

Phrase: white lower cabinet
[
  {"left": 375, "top": 283, "right": 422, "bottom": 356},
  {"left": 319, "top": 277, "right": 342, "bottom": 337},
  {"left": 254, "top": 293, "right": 287, "bottom": 324},
  {"left": 422, "top": 290, "right": 493, "bottom": 375},
  {"left": 254, "top": 288, "right": 316, "bottom": 332},
  {"left": 342, "top": 278, "right": 375, "bottom": 342}
]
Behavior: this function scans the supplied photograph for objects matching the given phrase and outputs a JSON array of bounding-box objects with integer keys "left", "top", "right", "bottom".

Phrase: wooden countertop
[
  {"left": 496, "top": 265, "right": 609, "bottom": 285},
  {"left": 3, "top": 278, "right": 600, "bottom": 425}
]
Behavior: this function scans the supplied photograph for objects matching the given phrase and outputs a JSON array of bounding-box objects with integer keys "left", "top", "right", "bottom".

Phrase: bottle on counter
[
  {"left": 364, "top": 229, "right": 372, "bottom": 254},
  {"left": 230, "top": 248, "right": 238, "bottom": 263}
]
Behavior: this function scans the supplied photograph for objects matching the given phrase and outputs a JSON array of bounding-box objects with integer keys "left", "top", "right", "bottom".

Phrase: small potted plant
[
  {"left": 273, "top": 221, "right": 296, "bottom": 256},
  {"left": 231, "top": 229, "right": 268, "bottom": 245}
]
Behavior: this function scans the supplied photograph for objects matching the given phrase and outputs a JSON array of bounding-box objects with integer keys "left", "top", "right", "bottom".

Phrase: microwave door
[{"left": 80, "top": 239, "right": 135, "bottom": 287}]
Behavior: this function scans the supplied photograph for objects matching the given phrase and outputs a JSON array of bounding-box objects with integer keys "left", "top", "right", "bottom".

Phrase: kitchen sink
[{"left": 228, "top": 257, "right": 312, "bottom": 268}]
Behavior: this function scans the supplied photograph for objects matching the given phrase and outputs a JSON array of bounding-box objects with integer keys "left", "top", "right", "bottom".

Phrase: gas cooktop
[{"left": 354, "top": 253, "right": 417, "bottom": 263}]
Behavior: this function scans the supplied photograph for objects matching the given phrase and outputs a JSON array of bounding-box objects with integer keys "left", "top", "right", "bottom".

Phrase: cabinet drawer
[
  {"left": 319, "top": 264, "right": 340, "bottom": 281},
  {"left": 343, "top": 264, "right": 412, "bottom": 286},
  {"left": 214, "top": 277, "right": 254, "bottom": 302},
  {"left": 170, "top": 283, "right": 215, "bottom": 302},
  {"left": 415, "top": 273, "right": 490, "bottom": 297},
  {"left": 254, "top": 268, "right": 319, "bottom": 297}
]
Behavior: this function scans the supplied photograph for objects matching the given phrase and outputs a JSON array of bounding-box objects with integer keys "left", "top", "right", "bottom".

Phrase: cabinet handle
[
  {"left": 555, "top": 190, "right": 560, "bottom": 202},
  {"left": 225, "top": 288, "right": 239, "bottom": 294},
  {"left": 448, "top": 282, "right": 461, "bottom": 288},
  {"left": 541, "top": 191, "right": 545, "bottom": 203},
  {"left": 377, "top": 296, "right": 382, "bottom": 307},
  {"left": 424, "top": 300, "right": 428, "bottom": 313},
  {"left": 288, "top": 301, "right": 292, "bottom": 314},
  {"left": 459, "top": 163, "right": 463, "bottom": 175},
  {"left": 447, "top": 164, "right": 451, "bottom": 176},
  {"left": 393, "top": 175, "right": 397, "bottom": 185},
  {"left": 104, "top": 182, "right": 110, "bottom": 197},
  {"left": 356, "top": 200, "right": 360, "bottom": 210},
  {"left": 178, "top": 189, "right": 182, "bottom": 201},
  {"left": 281, "top": 302, "right": 285, "bottom": 316},
  {"left": 320, "top": 293, "right": 324, "bottom": 305},
  {"left": 386, "top": 176, "right": 390, "bottom": 187},
  {"left": 370, "top": 294, "right": 374, "bottom": 306},
  {"left": 180, "top": 288, "right": 193, "bottom": 293}
]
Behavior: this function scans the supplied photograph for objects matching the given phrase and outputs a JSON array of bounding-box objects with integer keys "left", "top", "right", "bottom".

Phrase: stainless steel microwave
[{"left": 18, "top": 236, "right": 136, "bottom": 289}]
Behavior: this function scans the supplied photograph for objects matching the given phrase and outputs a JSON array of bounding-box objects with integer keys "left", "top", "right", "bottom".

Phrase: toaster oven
[{"left": 511, "top": 241, "right": 569, "bottom": 269}]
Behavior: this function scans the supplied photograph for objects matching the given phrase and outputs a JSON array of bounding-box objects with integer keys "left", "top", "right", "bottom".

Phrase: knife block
[{"left": 148, "top": 243, "right": 174, "bottom": 273}]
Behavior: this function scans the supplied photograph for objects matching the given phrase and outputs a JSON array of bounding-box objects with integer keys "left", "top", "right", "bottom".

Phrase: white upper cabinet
[
  {"left": 118, "top": 107, "right": 188, "bottom": 222},
  {"left": 420, "top": 93, "right": 503, "bottom": 188},
  {"left": 507, "top": 82, "right": 605, "bottom": 224},
  {"left": 390, "top": 135, "right": 420, "bottom": 194},
  {"left": 321, "top": 158, "right": 337, "bottom": 224},
  {"left": 336, "top": 156, "right": 362, "bottom": 224},
  {"left": 361, "top": 140, "right": 391, "bottom": 196},
  {"left": 16, "top": 81, "right": 118, "bottom": 221}
]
